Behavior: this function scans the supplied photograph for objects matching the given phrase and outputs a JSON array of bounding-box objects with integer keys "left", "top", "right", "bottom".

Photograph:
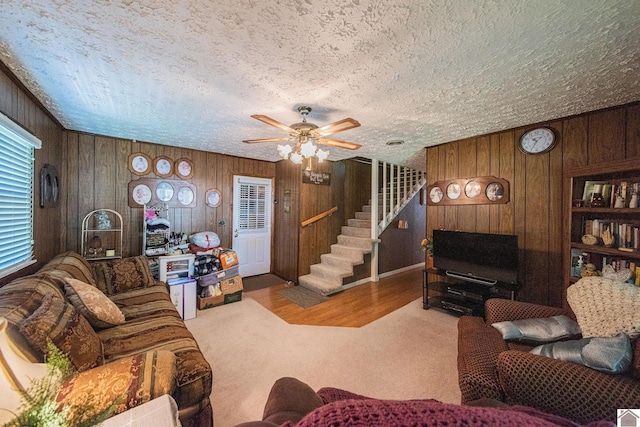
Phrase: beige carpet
[{"left": 185, "top": 296, "right": 460, "bottom": 427}]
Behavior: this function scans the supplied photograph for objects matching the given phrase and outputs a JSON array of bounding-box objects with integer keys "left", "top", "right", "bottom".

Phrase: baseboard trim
[{"left": 338, "top": 263, "right": 424, "bottom": 293}]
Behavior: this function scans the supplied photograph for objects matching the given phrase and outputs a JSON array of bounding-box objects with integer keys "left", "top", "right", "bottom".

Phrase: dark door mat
[
  {"left": 243, "top": 274, "right": 286, "bottom": 292},
  {"left": 278, "top": 286, "right": 329, "bottom": 309}
]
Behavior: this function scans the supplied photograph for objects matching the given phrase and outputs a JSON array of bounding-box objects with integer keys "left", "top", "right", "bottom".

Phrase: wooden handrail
[{"left": 300, "top": 206, "right": 338, "bottom": 228}]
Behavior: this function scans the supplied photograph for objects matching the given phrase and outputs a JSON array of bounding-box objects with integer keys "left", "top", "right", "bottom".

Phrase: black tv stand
[{"left": 423, "top": 267, "right": 519, "bottom": 317}]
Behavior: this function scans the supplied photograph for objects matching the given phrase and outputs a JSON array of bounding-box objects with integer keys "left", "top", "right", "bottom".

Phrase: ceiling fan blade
[
  {"left": 251, "top": 115, "right": 297, "bottom": 133},
  {"left": 318, "top": 137, "right": 362, "bottom": 150},
  {"left": 242, "top": 137, "right": 290, "bottom": 144},
  {"left": 312, "top": 118, "right": 361, "bottom": 137}
]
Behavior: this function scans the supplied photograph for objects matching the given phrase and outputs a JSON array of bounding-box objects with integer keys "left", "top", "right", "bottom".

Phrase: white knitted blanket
[{"left": 567, "top": 276, "right": 640, "bottom": 339}]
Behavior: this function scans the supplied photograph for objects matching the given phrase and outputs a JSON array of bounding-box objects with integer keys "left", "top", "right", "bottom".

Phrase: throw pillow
[
  {"left": 491, "top": 315, "right": 581, "bottom": 342},
  {"left": 63, "top": 278, "right": 125, "bottom": 329},
  {"left": 92, "top": 256, "right": 156, "bottom": 295},
  {"left": 19, "top": 293, "right": 103, "bottom": 371},
  {"left": 567, "top": 276, "right": 640, "bottom": 339},
  {"left": 530, "top": 333, "right": 632, "bottom": 374}
]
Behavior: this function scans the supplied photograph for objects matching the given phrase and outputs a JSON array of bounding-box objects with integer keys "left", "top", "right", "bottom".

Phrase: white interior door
[{"left": 232, "top": 176, "right": 272, "bottom": 277}]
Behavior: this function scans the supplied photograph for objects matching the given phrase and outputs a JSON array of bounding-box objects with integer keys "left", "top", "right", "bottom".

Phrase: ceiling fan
[{"left": 242, "top": 106, "right": 362, "bottom": 151}]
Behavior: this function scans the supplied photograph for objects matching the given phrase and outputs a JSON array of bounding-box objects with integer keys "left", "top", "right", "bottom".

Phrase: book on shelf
[{"left": 582, "top": 219, "right": 639, "bottom": 250}]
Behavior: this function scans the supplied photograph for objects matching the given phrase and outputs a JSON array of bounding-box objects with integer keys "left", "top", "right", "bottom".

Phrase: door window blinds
[
  {"left": 0, "top": 112, "right": 41, "bottom": 277},
  {"left": 237, "top": 183, "right": 269, "bottom": 231}
]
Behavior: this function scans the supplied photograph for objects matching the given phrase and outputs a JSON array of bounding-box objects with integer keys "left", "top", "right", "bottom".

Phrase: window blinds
[
  {"left": 237, "top": 183, "right": 269, "bottom": 231},
  {"left": 0, "top": 112, "right": 41, "bottom": 277}
]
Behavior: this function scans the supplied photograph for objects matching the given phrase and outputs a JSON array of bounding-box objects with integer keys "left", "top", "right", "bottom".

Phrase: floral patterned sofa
[{"left": 0, "top": 252, "right": 212, "bottom": 427}]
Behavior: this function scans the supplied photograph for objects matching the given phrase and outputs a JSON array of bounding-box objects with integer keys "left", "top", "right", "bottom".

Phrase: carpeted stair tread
[
  {"left": 347, "top": 218, "right": 370, "bottom": 228},
  {"left": 310, "top": 263, "right": 353, "bottom": 284},
  {"left": 330, "top": 244, "right": 367, "bottom": 262},
  {"left": 337, "top": 234, "right": 374, "bottom": 251},
  {"left": 340, "top": 225, "right": 370, "bottom": 238},
  {"left": 321, "top": 253, "right": 363, "bottom": 270},
  {"left": 298, "top": 274, "right": 342, "bottom": 295},
  {"left": 355, "top": 211, "right": 371, "bottom": 220}
]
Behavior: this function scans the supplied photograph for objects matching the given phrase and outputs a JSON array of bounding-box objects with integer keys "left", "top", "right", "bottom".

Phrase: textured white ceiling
[{"left": 1, "top": 1, "right": 639, "bottom": 170}]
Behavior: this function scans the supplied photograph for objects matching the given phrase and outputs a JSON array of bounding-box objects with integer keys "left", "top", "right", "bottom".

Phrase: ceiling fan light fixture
[
  {"left": 316, "top": 148, "right": 329, "bottom": 162},
  {"left": 277, "top": 144, "right": 292, "bottom": 159},
  {"left": 300, "top": 140, "right": 317, "bottom": 158},
  {"left": 290, "top": 151, "right": 303, "bottom": 164}
]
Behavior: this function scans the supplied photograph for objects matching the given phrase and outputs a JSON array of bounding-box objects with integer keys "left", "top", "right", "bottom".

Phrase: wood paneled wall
[
  {"left": 426, "top": 102, "right": 640, "bottom": 306},
  {"left": 273, "top": 159, "right": 347, "bottom": 281},
  {"left": 0, "top": 65, "right": 64, "bottom": 268},
  {"left": 60, "top": 131, "right": 276, "bottom": 258}
]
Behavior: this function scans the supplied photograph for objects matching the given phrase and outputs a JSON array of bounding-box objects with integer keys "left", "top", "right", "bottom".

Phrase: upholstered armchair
[{"left": 457, "top": 297, "right": 640, "bottom": 424}]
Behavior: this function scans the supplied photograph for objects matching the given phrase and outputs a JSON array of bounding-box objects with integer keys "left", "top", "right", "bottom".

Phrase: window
[
  {"left": 237, "top": 182, "right": 269, "bottom": 231},
  {"left": 0, "top": 112, "right": 41, "bottom": 278}
]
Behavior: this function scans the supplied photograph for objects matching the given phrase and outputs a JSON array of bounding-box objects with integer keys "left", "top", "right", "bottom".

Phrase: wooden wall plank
[
  {"left": 588, "top": 109, "right": 626, "bottom": 163},
  {"left": 626, "top": 104, "right": 640, "bottom": 159},
  {"left": 547, "top": 120, "right": 565, "bottom": 307}
]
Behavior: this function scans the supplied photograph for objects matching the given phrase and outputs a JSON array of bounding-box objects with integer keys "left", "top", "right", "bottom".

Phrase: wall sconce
[{"left": 398, "top": 220, "right": 409, "bottom": 229}]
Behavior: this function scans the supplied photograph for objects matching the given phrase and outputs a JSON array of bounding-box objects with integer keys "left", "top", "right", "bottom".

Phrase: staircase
[
  {"left": 298, "top": 201, "right": 377, "bottom": 295},
  {"left": 298, "top": 161, "right": 426, "bottom": 296}
]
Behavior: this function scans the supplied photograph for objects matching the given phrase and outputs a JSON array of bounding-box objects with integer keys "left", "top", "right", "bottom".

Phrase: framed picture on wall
[{"left": 128, "top": 153, "right": 152, "bottom": 176}]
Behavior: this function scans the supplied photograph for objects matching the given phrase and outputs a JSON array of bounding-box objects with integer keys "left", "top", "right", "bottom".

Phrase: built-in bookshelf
[{"left": 563, "top": 158, "right": 640, "bottom": 305}]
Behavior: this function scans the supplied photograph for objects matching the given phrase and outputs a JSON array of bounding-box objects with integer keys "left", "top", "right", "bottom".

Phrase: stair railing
[
  {"left": 376, "top": 162, "right": 425, "bottom": 234},
  {"left": 300, "top": 206, "right": 338, "bottom": 228},
  {"left": 370, "top": 159, "right": 426, "bottom": 281}
]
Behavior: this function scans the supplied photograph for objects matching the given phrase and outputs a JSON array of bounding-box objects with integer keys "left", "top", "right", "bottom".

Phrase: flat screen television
[{"left": 432, "top": 230, "right": 519, "bottom": 286}]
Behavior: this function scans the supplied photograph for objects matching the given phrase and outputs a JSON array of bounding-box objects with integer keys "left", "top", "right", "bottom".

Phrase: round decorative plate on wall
[
  {"left": 175, "top": 158, "right": 194, "bottom": 179},
  {"left": 156, "top": 181, "right": 174, "bottom": 201},
  {"left": 132, "top": 184, "right": 152, "bottom": 205},
  {"left": 429, "top": 186, "right": 443, "bottom": 203},
  {"left": 154, "top": 156, "right": 173, "bottom": 178},
  {"left": 205, "top": 188, "right": 222, "bottom": 207},
  {"left": 178, "top": 186, "right": 195, "bottom": 205},
  {"left": 128, "top": 153, "right": 152, "bottom": 176}
]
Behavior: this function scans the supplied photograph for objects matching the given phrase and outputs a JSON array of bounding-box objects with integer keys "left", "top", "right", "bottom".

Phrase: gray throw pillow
[
  {"left": 492, "top": 315, "right": 581, "bottom": 342},
  {"left": 530, "top": 333, "right": 632, "bottom": 374}
]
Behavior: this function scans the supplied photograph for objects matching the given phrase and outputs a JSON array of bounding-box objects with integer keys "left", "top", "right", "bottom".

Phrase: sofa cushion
[
  {"left": 0, "top": 270, "right": 79, "bottom": 362},
  {"left": 97, "top": 315, "right": 211, "bottom": 410},
  {"left": 492, "top": 315, "right": 581, "bottom": 343},
  {"left": 57, "top": 350, "right": 177, "bottom": 422},
  {"left": 63, "top": 277, "right": 125, "bottom": 329},
  {"left": 20, "top": 292, "right": 103, "bottom": 371},
  {"left": 38, "top": 251, "right": 97, "bottom": 287},
  {"left": 92, "top": 256, "right": 156, "bottom": 295},
  {"left": 108, "top": 285, "right": 180, "bottom": 322},
  {"left": 567, "top": 276, "right": 640, "bottom": 339},
  {"left": 530, "top": 333, "right": 632, "bottom": 374}
]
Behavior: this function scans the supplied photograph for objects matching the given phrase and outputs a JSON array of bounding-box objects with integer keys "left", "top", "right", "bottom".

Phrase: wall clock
[
  {"left": 205, "top": 189, "right": 222, "bottom": 207},
  {"left": 154, "top": 156, "right": 173, "bottom": 178},
  {"left": 128, "top": 153, "right": 152, "bottom": 175},
  {"left": 519, "top": 127, "right": 556, "bottom": 154},
  {"left": 175, "top": 158, "right": 194, "bottom": 179}
]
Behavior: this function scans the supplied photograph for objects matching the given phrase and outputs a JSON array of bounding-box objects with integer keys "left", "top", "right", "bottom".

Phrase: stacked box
[
  {"left": 197, "top": 275, "right": 243, "bottom": 310},
  {"left": 197, "top": 265, "right": 240, "bottom": 286},
  {"left": 212, "top": 248, "right": 239, "bottom": 269}
]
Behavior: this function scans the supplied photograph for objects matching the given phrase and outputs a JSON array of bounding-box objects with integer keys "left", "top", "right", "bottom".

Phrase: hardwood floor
[{"left": 244, "top": 266, "right": 424, "bottom": 327}]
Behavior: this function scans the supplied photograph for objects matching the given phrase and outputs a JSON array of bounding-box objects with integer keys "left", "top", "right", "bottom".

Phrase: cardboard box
[
  {"left": 223, "top": 290, "right": 242, "bottom": 304},
  {"left": 220, "top": 275, "right": 243, "bottom": 294},
  {"left": 213, "top": 248, "right": 239, "bottom": 269},
  {"left": 198, "top": 294, "right": 224, "bottom": 310}
]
